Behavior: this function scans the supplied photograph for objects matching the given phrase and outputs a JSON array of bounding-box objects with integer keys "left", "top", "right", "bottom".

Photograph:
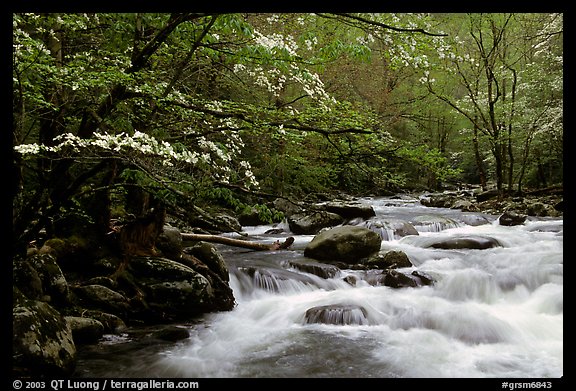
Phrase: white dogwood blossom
[
  {"left": 15, "top": 130, "right": 259, "bottom": 188},
  {"left": 234, "top": 28, "right": 337, "bottom": 110},
  {"left": 253, "top": 30, "right": 299, "bottom": 56},
  {"left": 15, "top": 131, "right": 202, "bottom": 164}
]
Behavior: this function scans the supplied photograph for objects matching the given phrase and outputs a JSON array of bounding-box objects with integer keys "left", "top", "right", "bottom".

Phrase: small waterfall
[
  {"left": 360, "top": 218, "right": 419, "bottom": 241},
  {"left": 304, "top": 304, "right": 370, "bottom": 325},
  {"left": 229, "top": 263, "right": 353, "bottom": 302},
  {"left": 410, "top": 214, "right": 462, "bottom": 232}
]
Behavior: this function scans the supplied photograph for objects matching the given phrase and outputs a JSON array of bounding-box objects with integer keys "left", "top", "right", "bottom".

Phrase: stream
[{"left": 73, "top": 195, "right": 563, "bottom": 378}]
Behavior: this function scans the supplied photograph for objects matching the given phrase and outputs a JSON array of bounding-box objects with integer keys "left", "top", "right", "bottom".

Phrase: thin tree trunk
[
  {"left": 472, "top": 121, "right": 487, "bottom": 190},
  {"left": 506, "top": 67, "right": 517, "bottom": 194}
]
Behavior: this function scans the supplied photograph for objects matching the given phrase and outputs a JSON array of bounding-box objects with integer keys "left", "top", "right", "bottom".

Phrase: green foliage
[
  {"left": 205, "top": 187, "right": 243, "bottom": 210},
  {"left": 12, "top": 12, "right": 562, "bottom": 251},
  {"left": 202, "top": 187, "right": 284, "bottom": 224},
  {"left": 397, "top": 144, "right": 462, "bottom": 183},
  {"left": 243, "top": 204, "right": 285, "bottom": 225}
]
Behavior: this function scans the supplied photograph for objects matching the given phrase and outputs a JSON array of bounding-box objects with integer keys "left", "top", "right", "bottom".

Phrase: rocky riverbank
[{"left": 418, "top": 186, "right": 563, "bottom": 217}]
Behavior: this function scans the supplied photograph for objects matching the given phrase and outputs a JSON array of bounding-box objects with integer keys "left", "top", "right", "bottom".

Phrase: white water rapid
[{"left": 75, "top": 196, "right": 563, "bottom": 379}]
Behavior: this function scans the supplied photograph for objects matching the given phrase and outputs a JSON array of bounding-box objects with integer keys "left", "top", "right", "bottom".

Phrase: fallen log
[{"left": 181, "top": 233, "right": 294, "bottom": 251}]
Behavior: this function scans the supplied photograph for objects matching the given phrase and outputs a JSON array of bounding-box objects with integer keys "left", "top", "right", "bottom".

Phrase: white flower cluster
[
  {"left": 418, "top": 70, "right": 435, "bottom": 85},
  {"left": 253, "top": 30, "right": 299, "bottom": 57},
  {"left": 304, "top": 36, "right": 318, "bottom": 51},
  {"left": 243, "top": 28, "right": 336, "bottom": 109},
  {"left": 234, "top": 61, "right": 335, "bottom": 110},
  {"left": 14, "top": 130, "right": 260, "bottom": 188},
  {"left": 290, "top": 66, "right": 336, "bottom": 109},
  {"left": 14, "top": 131, "right": 202, "bottom": 167},
  {"left": 239, "top": 160, "right": 259, "bottom": 188},
  {"left": 356, "top": 34, "right": 375, "bottom": 46}
]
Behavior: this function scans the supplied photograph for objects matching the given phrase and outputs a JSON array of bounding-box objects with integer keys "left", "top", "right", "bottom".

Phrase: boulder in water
[
  {"left": 366, "top": 250, "right": 413, "bottom": 269},
  {"left": 498, "top": 211, "right": 527, "bottom": 226},
  {"left": 288, "top": 211, "right": 345, "bottom": 235},
  {"left": 428, "top": 235, "right": 501, "bottom": 250},
  {"left": 304, "top": 225, "right": 382, "bottom": 263},
  {"left": 322, "top": 200, "right": 376, "bottom": 220}
]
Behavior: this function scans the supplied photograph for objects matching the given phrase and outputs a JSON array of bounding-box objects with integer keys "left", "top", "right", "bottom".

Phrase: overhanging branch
[{"left": 321, "top": 13, "right": 448, "bottom": 37}]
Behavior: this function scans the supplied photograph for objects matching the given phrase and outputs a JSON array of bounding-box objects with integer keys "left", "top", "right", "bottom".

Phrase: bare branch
[{"left": 322, "top": 13, "right": 448, "bottom": 37}]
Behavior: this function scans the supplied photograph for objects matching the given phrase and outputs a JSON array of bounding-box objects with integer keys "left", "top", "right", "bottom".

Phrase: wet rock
[
  {"left": 13, "top": 288, "right": 77, "bottom": 377},
  {"left": 366, "top": 250, "right": 413, "bottom": 269},
  {"left": 264, "top": 228, "right": 285, "bottom": 234},
  {"left": 153, "top": 325, "right": 190, "bottom": 342},
  {"left": 157, "top": 225, "right": 183, "bottom": 260},
  {"left": 304, "top": 225, "right": 382, "bottom": 263},
  {"left": 72, "top": 284, "right": 131, "bottom": 318},
  {"left": 288, "top": 211, "right": 345, "bottom": 235},
  {"left": 382, "top": 269, "right": 419, "bottom": 288},
  {"left": 128, "top": 257, "right": 217, "bottom": 320},
  {"left": 65, "top": 316, "right": 105, "bottom": 344},
  {"left": 498, "top": 211, "right": 527, "bottom": 226},
  {"left": 554, "top": 200, "right": 563, "bottom": 212},
  {"left": 427, "top": 235, "right": 501, "bottom": 250},
  {"left": 451, "top": 199, "right": 477, "bottom": 212},
  {"left": 342, "top": 275, "right": 358, "bottom": 286},
  {"left": 411, "top": 270, "right": 435, "bottom": 286},
  {"left": 364, "top": 269, "right": 434, "bottom": 288},
  {"left": 273, "top": 198, "right": 304, "bottom": 217},
  {"left": 79, "top": 310, "right": 127, "bottom": 334},
  {"left": 322, "top": 201, "right": 376, "bottom": 220},
  {"left": 287, "top": 260, "right": 341, "bottom": 279},
  {"left": 26, "top": 253, "right": 69, "bottom": 304},
  {"left": 458, "top": 214, "right": 492, "bottom": 226},
  {"left": 476, "top": 189, "right": 500, "bottom": 202}
]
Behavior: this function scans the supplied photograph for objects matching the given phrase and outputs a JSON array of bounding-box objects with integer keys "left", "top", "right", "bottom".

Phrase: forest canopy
[{"left": 12, "top": 13, "right": 563, "bottom": 253}]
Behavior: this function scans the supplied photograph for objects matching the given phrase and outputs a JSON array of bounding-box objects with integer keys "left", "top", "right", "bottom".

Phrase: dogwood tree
[
  {"left": 418, "top": 13, "right": 562, "bottom": 193},
  {"left": 13, "top": 12, "right": 448, "bottom": 250}
]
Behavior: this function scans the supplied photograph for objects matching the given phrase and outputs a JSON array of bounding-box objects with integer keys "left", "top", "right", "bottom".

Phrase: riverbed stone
[
  {"left": 304, "top": 225, "right": 382, "bottom": 263},
  {"left": 321, "top": 200, "right": 376, "bottom": 220},
  {"left": 288, "top": 211, "right": 345, "bottom": 235},
  {"left": 287, "top": 260, "right": 341, "bottom": 279},
  {"left": 427, "top": 235, "right": 501, "bottom": 250},
  {"left": 498, "top": 210, "right": 527, "bottom": 226},
  {"left": 366, "top": 250, "right": 413, "bottom": 269},
  {"left": 64, "top": 316, "right": 105, "bottom": 344}
]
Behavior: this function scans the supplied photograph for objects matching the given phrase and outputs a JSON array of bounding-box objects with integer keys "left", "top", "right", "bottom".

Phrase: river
[{"left": 73, "top": 195, "right": 563, "bottom": 379}]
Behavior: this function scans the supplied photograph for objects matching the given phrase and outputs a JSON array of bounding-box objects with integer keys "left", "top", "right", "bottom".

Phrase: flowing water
[{"left": 74, "top": 195, "right": 563, "bottom": 378}]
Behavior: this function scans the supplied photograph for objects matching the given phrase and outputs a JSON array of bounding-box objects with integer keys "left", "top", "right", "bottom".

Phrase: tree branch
[{"left": 323, "top": 13, "right": 448, "bottom": 37}]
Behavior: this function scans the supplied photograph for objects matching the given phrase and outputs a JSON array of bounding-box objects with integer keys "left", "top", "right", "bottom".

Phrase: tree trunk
[
  {"left": 472, "top": 121, "right": 487, "bottom": 190},
  {"left": 181, "top": 233, "right": 294, "bottom": 251}
]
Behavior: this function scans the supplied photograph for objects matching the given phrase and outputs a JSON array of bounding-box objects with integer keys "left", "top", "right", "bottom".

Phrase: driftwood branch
[{"left": 181, "top": 233, "right": 294, "bottom": 251}]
